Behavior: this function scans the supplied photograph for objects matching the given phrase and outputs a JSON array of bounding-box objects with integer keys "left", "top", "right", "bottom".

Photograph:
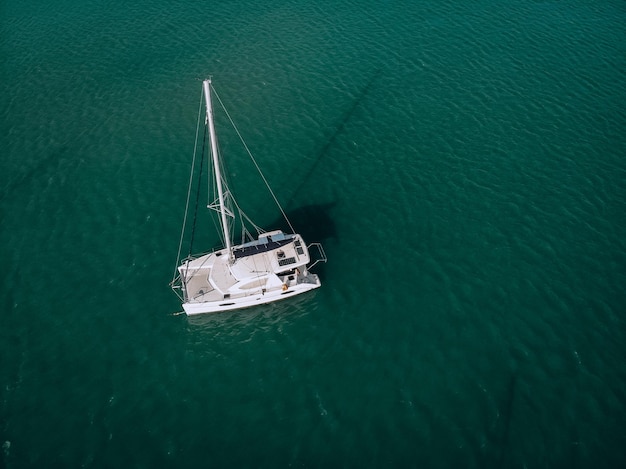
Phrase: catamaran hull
[{"left": 182, "top": 276, "right": 321, "bottom": 315}]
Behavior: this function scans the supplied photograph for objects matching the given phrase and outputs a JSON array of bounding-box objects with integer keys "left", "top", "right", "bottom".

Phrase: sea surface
[{"left": 1, "top": 0, "right": 625, "bottom": 467}]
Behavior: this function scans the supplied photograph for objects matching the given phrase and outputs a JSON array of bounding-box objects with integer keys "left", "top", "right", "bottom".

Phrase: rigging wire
[
  {"left": 187, "top": 127, "right": 207, "bottom": 259},
  {"left": 212, "top": 86, "right": 296, "bottom": 235},
  {"left": 171, "top": 91, "right": 206, "bottom": 283}
]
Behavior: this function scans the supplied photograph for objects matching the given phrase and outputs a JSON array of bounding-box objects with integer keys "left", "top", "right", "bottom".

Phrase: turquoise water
[{"left": 1, "top": 0, "right": 625, "bottom": 466}]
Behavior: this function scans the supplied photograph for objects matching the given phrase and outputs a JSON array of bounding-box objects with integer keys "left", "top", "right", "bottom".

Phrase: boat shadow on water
[
  {"left": 268, "top": 201, "right": 338, "bottom": 279},
  {"left": 284, "top": 69, "right": 381, "bottom": 210}
]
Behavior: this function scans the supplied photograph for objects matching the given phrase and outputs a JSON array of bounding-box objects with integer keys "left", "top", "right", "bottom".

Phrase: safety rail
[{"left": 307, "top": 243, "right": 327, "bottom": 270}]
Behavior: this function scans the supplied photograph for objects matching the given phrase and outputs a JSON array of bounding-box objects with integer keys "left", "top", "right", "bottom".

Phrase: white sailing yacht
[{"left": 170, "top": 79, "right": 326, "bottom": 315}]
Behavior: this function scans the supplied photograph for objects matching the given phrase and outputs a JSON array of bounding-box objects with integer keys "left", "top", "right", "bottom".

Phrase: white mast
[{"left": 203, "top": 79, "right": 233, "bottom": 260}]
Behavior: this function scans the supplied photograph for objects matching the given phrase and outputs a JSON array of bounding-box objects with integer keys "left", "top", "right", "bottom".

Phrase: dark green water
[{"left": 1, "top": 0, "right": 625, "bottom": 467}]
